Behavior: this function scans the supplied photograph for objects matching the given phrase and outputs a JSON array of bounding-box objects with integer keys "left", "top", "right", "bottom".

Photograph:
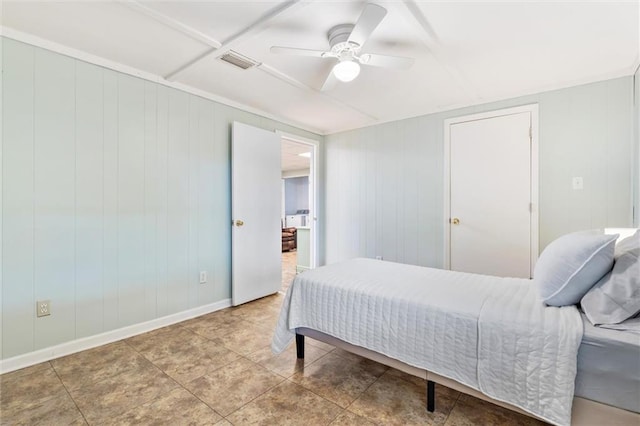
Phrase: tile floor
[
  {"left": 281, "top": 250, "right": 297, "bottom": 293},
  {"left": 1, "top": 261, "right": 546, "bottom": 425}
]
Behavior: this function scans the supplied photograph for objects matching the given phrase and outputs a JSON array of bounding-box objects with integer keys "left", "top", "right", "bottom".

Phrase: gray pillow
[
  {"left": 535, "top": 231, "right": 618, "bottom": 306},
  {"left": 581, "top": 231, "right": 640, "bottom": 325}
]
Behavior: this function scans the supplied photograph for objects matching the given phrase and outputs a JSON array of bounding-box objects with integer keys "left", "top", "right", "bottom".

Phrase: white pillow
[
  {"left": 535, "top": 231, "right": 618, "bottom": 306},
  {"left": 615, "top": 229, "right": 640, "bottom": 257},
  {"left": 581, "top": 230, "right": 640, "bottom": 324}
]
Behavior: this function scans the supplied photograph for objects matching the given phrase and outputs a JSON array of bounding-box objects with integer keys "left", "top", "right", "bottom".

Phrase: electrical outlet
[
  {"left": 199, "top": 271, "right": 207, "bottom": 284},
  {"left": 36, "top": 300, "right": 51, "bottom": 317},
  {"left": 375, "top": 256, "right": 383, "bottom": 260}
]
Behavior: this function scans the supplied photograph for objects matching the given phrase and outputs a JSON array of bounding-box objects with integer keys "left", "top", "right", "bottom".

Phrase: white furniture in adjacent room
[
  {"left": 296, "top": 227, "right": 311, "bottom": 273},
  {"left": 286, "top": 213, "right": 309, "bottom": 228}
]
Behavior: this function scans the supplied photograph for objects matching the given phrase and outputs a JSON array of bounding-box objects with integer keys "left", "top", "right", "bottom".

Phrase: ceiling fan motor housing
[{"left": 328, "top": 24, "right": 359, "bottom": 54}]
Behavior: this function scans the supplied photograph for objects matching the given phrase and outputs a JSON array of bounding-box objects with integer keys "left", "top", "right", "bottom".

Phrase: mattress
[
  {"left": 576, "top": 314, "right": 640, "bottom": 413},
  {"left": 273, "top": 258, "right": 583, "bottom": 426},
  {"left": 272, "top": 258, "right": 498, "bottom": 389}
]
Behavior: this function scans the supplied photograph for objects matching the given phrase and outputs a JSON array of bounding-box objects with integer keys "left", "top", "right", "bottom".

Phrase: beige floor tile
[
  {"left": 281, "top": 250, "right": 297, "bottom": 293},
  {"left": 229, "top": 302, "right": 282, "bottom": 326},
  {"left": 153, "top": 340, "right": 240, "bottom": 384},
  {"left": 290, "top": 352, "right": 388, "bottom": 408},
  {"left": 229, "top": 297, "right": 269, "bottom": 312},
  {"left": 444, "top": 394, "right": 546, "bottom": 426},
  {"left": 68, "top": 362, "right": 178, "bottom": 423},
  {"left": 219, "top": 322, "right": 277, "bottom": 356},
  {"left": 330, "top": 410, "right": 378, "bottom": 426},
  {"left": 185, "top": 357, "right": 284, "bottom": 417},
  {"left": 245, "top": 292, "right": 285, "bottom": 308},
  {"left": 0, "top": 390, "right": 86, "bottom": 426},
  {"left": 305, "top": 338, "right": 335, "bottom": 352},
  {"left": 330, "top": 347, "right": 369, "bottom": 363},
  {"left": 244, "top": 293, "right": 281, "bottom": 306},
  {"left": 126, "top": 326, "right": 207, "bottom": 362},
  {"left": 0, "top": 362, "right": 51, "bottom": 383},
  {"left": 387, "top": 367, "right": 460, "bottom": 403},
  {"left": 226, "top": 380, "right": 343, "bottom": 425},
  {"left": 0, "top": 362, "right": 52, "bottom": 402},
  {"left": 106, "top": 388, "right": 222, "bottom": 425},
  {"left": 385, "top": 367, "right": 428, "bottom": 388},
  {"left": 348, "top": 371, "right": 458, "bottom": 426},
  {"left": 0, "top": 367, "right": 66, "bottom": 414},
  {"left": 52, "top": 341, "right": 150, "bottom": 391},
  {"left": 247, "top": 343, "right": 329, "bottom": 378},
  {"left": 181, "top": 310, "right": 247, "bottom": 340}
]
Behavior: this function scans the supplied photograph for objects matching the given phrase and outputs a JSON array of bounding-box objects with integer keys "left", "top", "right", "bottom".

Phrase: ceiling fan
[{"left": 270, "top": 3, "right": 415, "bottom": 91}]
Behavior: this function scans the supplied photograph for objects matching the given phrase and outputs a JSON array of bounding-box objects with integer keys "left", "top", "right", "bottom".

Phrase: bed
[
  {"left": 272, "top": 257, "right": 640, "bottom": 426},
  {"left": 576, "top": 315, "right": 640, "bottom": 414}
]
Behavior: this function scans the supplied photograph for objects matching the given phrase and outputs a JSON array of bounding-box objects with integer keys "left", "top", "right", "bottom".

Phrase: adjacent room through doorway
[{"left": 280, "top": 137, "right": 314, "bottom": 292}]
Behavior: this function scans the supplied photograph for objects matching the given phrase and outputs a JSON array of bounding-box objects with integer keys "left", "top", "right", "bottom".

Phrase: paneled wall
[
  {"left": 1, "top": 38, "right": 321, "bottom": 360},
  {"left": 323, "top": 77, "right": 634, "bottom": 266}
]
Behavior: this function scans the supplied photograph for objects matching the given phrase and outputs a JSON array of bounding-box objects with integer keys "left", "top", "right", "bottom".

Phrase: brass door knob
[
  {"left": 233, "top": 219, "right": 244, "bottom": 227},
  {"left": 451, "top": 218, "right": 460, "bottom": 225}
]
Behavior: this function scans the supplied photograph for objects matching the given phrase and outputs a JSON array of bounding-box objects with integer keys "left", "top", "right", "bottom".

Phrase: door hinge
[{"left": 528, "top": 126, "right": 532, "bottom": 142}]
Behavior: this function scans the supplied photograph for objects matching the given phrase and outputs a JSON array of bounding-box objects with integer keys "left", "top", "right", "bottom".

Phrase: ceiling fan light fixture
[{"left": 332, "top": 60, "right": 360, "bottom": 82}]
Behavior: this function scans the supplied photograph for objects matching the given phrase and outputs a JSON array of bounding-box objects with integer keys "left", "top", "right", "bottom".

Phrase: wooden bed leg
[
  {"left": 296, "top": 333, "right": 305, "bottom": 359},
  {"left": 426, "top": 380, "right": 435, "bottom": 412}
]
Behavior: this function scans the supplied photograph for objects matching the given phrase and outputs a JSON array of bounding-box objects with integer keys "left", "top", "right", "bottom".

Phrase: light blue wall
[
  {"left": 2, "top": 34, "right": 635, "bottom": 360},
  {"left": 284, "top": 176, "right": 309, "bottom": 215},
  {"left": 322, "top": 77, "right": 634, "bottom": 266},
  {"left": 0, "top": 38, "right": 322, "bottom": 360}
]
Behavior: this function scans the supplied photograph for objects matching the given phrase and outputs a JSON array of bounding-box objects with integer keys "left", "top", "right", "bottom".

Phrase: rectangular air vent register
[{"left": 219, "top": 51, "right": 261, "bottom": 69}]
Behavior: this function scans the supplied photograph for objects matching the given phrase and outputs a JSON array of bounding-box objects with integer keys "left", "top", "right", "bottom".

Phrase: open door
[{"left": 232, "top": 122, "right": 281, "bottom": 305}]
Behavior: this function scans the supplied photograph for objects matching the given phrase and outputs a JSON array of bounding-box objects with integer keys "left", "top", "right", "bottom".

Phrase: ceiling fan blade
[
  {"left": 360, "top": 53, "right": 414, "bottom": 69},
  {"left": 347, "top": 3, "right": 387, "bottom": 48},
  {"left": 270, "top": 46, "right": 328, "bottom": 58},
  {"left": 321, "top": 70, "right": 338, "bottom": 91}
]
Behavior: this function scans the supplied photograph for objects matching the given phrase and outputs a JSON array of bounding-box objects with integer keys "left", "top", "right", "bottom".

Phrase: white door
[
  {"left": 448, "top": 109, "right": 535, "bottom": 278},
  {"left": 232, "top": 122, "right": 281, "bottom": 305}
]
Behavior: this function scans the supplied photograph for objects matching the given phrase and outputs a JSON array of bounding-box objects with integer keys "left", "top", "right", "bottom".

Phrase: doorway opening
[{"left": 279, "top": 133, "right": 318, "bottom": 293}]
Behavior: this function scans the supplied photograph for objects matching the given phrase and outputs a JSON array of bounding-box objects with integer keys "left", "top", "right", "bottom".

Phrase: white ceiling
[
  {"left": 281, "top": 138, "right": 311, "bottom": 173},
  {"left": 2, "top": 1, "right": 638, "bottom": 135}
]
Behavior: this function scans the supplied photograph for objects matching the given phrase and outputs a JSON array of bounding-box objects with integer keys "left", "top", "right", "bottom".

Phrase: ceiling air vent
[{"left": 219, "top": 51, "right": 260, "bottom": 70}]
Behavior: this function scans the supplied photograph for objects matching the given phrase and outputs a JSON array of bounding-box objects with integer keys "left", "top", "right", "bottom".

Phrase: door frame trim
[
  {"left": 443, "top": 104, "right": 539, "bottom": 276},
  {"left": 276, "top": 131, "right": 320, "bottom": 270}
]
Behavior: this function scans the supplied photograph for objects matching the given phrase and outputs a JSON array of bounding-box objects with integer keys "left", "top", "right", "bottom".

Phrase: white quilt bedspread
[{"left": 272, "top": 258, "right": 583, "bottom": 426}]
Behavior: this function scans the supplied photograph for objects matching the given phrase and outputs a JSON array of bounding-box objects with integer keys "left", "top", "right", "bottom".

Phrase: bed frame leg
[
  {"left": 296, "top": 333, "right": 305, "bottom": 359},
  {"left": 426, "top": 380, "right": 435, "bottom": 412}
]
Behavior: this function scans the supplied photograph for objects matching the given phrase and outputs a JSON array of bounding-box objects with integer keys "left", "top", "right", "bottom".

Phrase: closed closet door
[{"left": 448, "top": 109, "right": 535, "bottom": 278}]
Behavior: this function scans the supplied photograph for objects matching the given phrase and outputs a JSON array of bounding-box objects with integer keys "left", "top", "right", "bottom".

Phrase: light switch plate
[
  {"left": 572, "top": 177, "right": 583, "bottom": 190},
  {"left": 199, "top": 271, "right": 207, "bottom": 284}
]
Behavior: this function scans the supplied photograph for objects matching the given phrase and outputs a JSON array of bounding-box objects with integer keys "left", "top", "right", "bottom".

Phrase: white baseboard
[{"left": 0, "top": 299, "right": 232, "bottom": 374}]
